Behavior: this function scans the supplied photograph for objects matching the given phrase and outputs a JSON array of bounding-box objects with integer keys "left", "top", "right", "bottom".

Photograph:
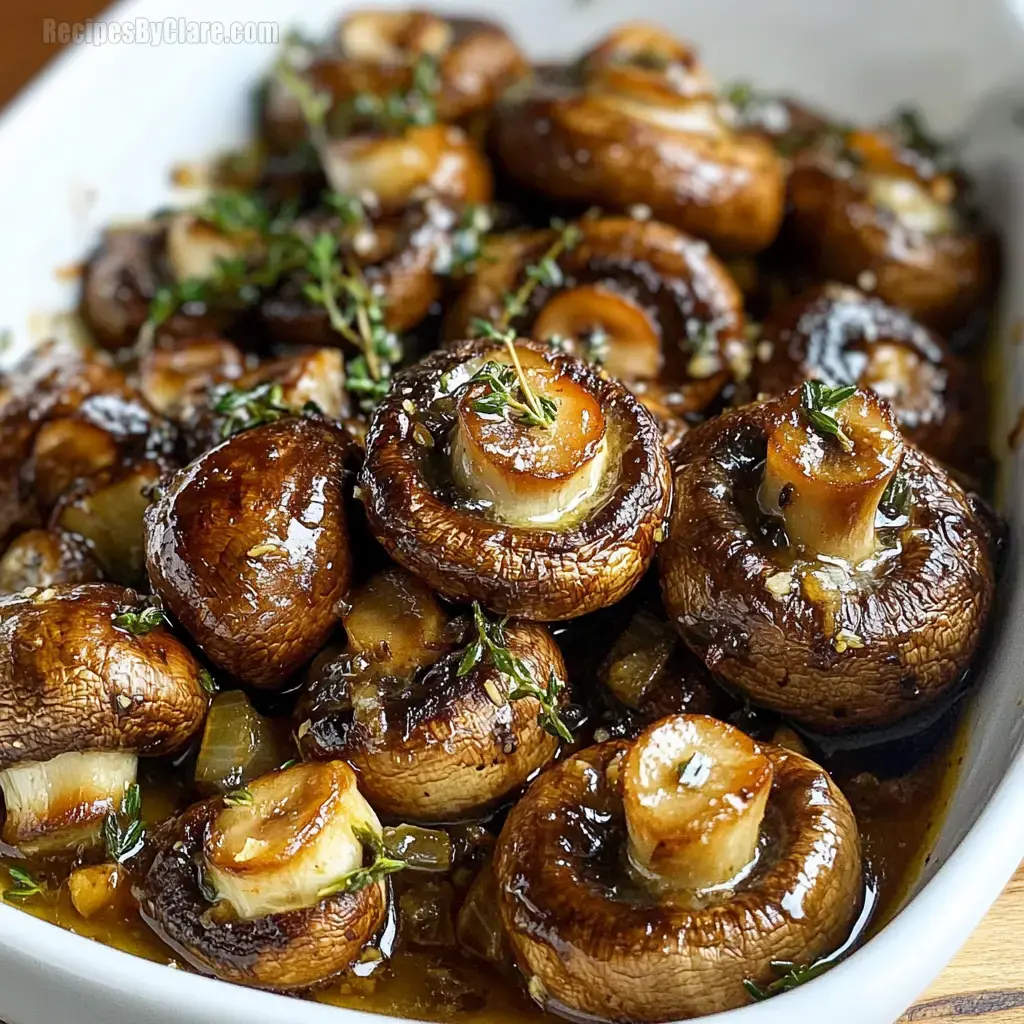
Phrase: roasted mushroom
[
  {"left": 659, "top": 386, "right": 998, "bottom": 731},
  {"left": 490, "top": 24, "right": 786, "bottom": 256},
  {"left": 787, "top": 115, "right": 998, "bottom": 332},
  {"left": 0, "top": 528, "right": 102, "bottom": 594},
  {"left": 749, "top": 283, "right": 987, "bottom": 477},
  {"left": 495, "top": 714, "right": 863, "bottom": 1020},
  {"left": 145, "top": 416, "right": 352, "bottom": 689},
  {"left": 445, "top": 215, "right": 749, "bottom": 426},
  {"left": 261, "top": 11, "right": 527, "bottom": 153},
  {"left": 361, "top": 336, "right": 671, "bottom": 620},
  {"left": 135, "top": 760, "right": 389, "bottom": 989},
  {"left": 297, "top": 568, "right": 568, "bottom": 821},
  {"left": 0, "top": 583, "right": 209, "bottom": 852},
  {"left": 137, "top": 336, "right": 248, "bottom": 418}
]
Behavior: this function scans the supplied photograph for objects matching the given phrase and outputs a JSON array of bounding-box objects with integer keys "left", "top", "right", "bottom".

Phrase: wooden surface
[{"left": 2, "top": 5, "right": 1023, "bottom": 1024}]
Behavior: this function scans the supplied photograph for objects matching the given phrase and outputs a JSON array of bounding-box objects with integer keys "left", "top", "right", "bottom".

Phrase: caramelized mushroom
[
  {"left": 445, "top": 216, "right": 749, "bottom": 424},
  {"left": 145, "top": 417, "right": 352, "bottom": 688},
  {"left": 750, "top": 284, "right": 987, "bottom": 477},
  {"left": 659, "top": 387, "right": 998, "bottom": 731},
  {"left": 137, "top": 337, "right": 247, "bottom": 418},
  {"left": 0, "top": 528, "right": 102, "bottom": 594},
  {"left": 0, "top": 583, "right": 209, "bottom": 852},
  {"left": 261, "top": 12, "right": 527, "bottom": 152},
  {"left": 361, "top": 337, "right": 671, "bottom": 620},
  {"left": 297, "top": 568, "right": 568, "bottom": 821},
  {"left": 135, "top": 761, "right": 388, "bottom": 989},
  {"left": 495, "top": 714, "right": 863, "bottom": 1020},
  {"left": 787, "top": 119, "right": 998, "bottom": 331},
  {"left": 490, "top": 25, "right": 785, "bottom": 256}
]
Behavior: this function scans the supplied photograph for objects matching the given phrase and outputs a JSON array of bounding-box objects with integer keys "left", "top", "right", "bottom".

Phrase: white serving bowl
[{"left": 0, "top": 0, "right": 1022, "bottom": 1021}]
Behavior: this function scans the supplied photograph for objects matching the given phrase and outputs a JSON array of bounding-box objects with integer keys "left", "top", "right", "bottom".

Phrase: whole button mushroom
[
  {"left": 659, "top": 385, "right": 999, "bottom": 731},
  {"left": 490, "top": 23, "right": 785, "bottom": 256},
  {"left": 494, "top": 714, "right": 863, "bottom": 1020},
  {"left": 0, "top": 583, "right": 210, "bottom": 854},
  {"left": 361, "top": 336, "right": 671, "bottom": 621},
  {"left": 297, "top": 568, "right": 570, "bottom": 822},
  {"left": 145, "top": 416, "right": 353, "bottom": 689},
  {"left": 134, "top": 761, "right": 390, "bottom": 990}
]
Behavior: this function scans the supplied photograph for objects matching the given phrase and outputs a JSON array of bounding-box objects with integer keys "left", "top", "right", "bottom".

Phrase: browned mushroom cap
[
  {"left": 145, "top": 417, "right": 352, "bottom": 689},
  {"left": 361, "top": 337, "right": 671, "bottom": 620},
  {"left": 490, "top": 27, "right": 785, "bottom": 256},
  {"left": 134, "top": 762, "right": 387, "bottom": 990},
  {"left": 787, "top": 124, "right": 998, "bottom": 332},
  {"left": 494, "top": 729, "right": 862, "bottom": 1021},
  {"left": 298, "top": 609, "right": 567, "bottom": 822},
  {"left": 0, "top": 340, "right": 128, "bottom": 546},
  {"left": 0, "top": 582, "right": 209, "bottom": 767},
  {"left": 261, "top": 12, "right": 527, "bottom": 152},
  {"left": 445, "top": 216, "right": 748, "bottom": 422},
  {"left": 0, "top": 528, "right": 102, "bottom": 593},
  {"left": 750, "top": 284, "right": 987, "bottom": 476},
  {"left": 658, "top": 388, "right": 998, "bottom": 732}
]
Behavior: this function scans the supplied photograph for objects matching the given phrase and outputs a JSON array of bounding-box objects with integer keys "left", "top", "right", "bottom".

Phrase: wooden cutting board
[{"left": 1, "top": 5, "right": 1022, "bottom": 1023}]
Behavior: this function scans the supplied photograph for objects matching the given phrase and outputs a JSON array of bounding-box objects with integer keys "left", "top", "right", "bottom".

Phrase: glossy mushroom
[
  {"left": 145, "top": 416, "right": 352, "bottom": 689},
  {"left": 750, "top": 284, "right": 987, "bottom": 477},
  {"left": 0, "top": 528, "right": 102, "bottom": 594},
  {"left": 134, "top": 760, "right": 389, "bottom": 990},
  {"left": 659, "top": 386, "right": 998, "bottom": 731},
  {"left": 495, "top": 714, "right": 863, "bottom": 1020},
  {"left": 297, "top": 568, "right": 568, "bottom": 822},
  {"left": 361, "top": 336, "right": 671, "bottom": 620},
  {"left": 490, "top": 24, "right": 786, "bottom": 256},
  {"left": 0, "top": 583, "right": 209, "bottom": 852},
  {"left": 445, "top": 215, "right": 749, "bottom": 426},
  {"left": 787, "top": 118, "right": 998, "bottom": 332}
]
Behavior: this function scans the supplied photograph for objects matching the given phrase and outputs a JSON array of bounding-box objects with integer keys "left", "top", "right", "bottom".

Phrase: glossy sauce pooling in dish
[{"left": 0, "top": 9, "right": 1004, "bottom": 1024}]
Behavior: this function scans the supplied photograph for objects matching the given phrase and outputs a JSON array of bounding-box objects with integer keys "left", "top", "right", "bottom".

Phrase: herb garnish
[
  {"left": 198, "top": 668, "right": 218, "bottom": 695},
  {"left": 458, "top": 602, "right": 573, "bottom": 742},
  {"left": 889, "top": 105, "right": 946, "bottom": 165},
  {"left": 743, "top": 960, "right": 833, "bottom": 1002},
  {"left": 223, "top": 788, "right": 255, "bottom": 808},
  {"left": 103, "top": 783, "right": 145, "bottom": 864},
  {"left": 349, "top": 53, "right": 440, "bottom": 133},
  {"left": 800, "top": 381, "right": 857, "bottom": 453},
  {"left": 213, "top": 381, "right": 294, "bottom": 439},
  {"left": 112, "top": 604, "right": 165, "bottom": 636},
  {"left": 433, "top": 204, "right": 494, "bottom": 276},
  {"left": 318, "top": 825, "right": 406, "bottom": 897},
  {"left": 677, "top": 752, "right": 712, "bottom": 788},
  {"left": 878, "top": 467, "right": 911, "bottom": 520},
  {"left": 3, "top": 865, "right": 44, "bottom": 903},
  {"left": 468, "top": 357, "right": 558, "bottom": 428}
]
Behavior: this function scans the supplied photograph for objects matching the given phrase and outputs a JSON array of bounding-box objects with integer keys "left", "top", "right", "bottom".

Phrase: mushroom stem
[
  {"left": 758, "top": 388, "right": 903, "bottom": 563},
  {"left": 0, "top": 751, "right": 137, "bottom": 854},
  {"left": 622, "top": 715, "right": 772, "bottom": 890},
  {"left": 203, "top": 761, "right": 383, "bottom": 920}
]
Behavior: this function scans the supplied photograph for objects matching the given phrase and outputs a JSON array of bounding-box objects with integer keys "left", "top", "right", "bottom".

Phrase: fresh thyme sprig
[
  {"left": 318, "top": 825, "right": 406, "bottom": 897},
  {"left": 800, "top": 381, "right": 857, "bottom": 453},
  {"left": 103, "top": 783, "right": 145, "bottom": 864},
  {"left": 223, "top": 787, "right": 255, "bottom": 808},
  {"left": 272, "top": 41, "right": 331, "bottom": 148},
  {"left": 467, "top": 359, "right": 557, "bottom": 428},
  {"left": 212, "top": 381, "right": 294, "bottom": 439},
  {"left": 349, "top": 54, "right": 441, "bottom": 133},
  {"left": 744, "top": 960, "right": 833, "bottom": 1002},
  {"left": 3, "top": 865, "right": 44, "bottom": 903},
  {"left": 433, "top": 204, "right": 494, "bottom": 277},
  {"left": 112, "top": 604, "right": 165, "bottom": 636},
  {"left": 458, "top": 602, "right": 573, "bottom": 743}
]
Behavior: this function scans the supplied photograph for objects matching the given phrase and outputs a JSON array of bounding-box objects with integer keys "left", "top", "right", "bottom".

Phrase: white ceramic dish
[{"left": 0, "top": 0, "right": 1022, "bottom": 1022}]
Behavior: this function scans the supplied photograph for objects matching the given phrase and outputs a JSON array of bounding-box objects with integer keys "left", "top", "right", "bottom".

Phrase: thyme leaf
[
  {"left": 878, "top": 467, "right": 911, "bottom": 520},
  {"left": 212, "top": 381, "right": 294, "bottom": 439},
  {"left": 103, "top": 783, "right": 145, "bottom": 864},
  {"left": 318, "top": 825, "right": 406, "bottom": 897},
  {"left": 744, "top": 960, "right": 833, "bottom": 1002},
  {"left": 223, "top": 788, "right": 255, "bottom": 808},
  {"left": 800, "top": 380, "right": 857, "bottom": 452},
  {"left": 112, "top": 604, "right": 165, "bottom": 636},
  {"left": 3, "top": 865, "right": 44, "bottom": 903}
]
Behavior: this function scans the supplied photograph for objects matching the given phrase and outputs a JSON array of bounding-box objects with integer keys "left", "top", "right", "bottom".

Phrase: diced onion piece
[
  {"left": 0, "top": 751, "right": 137, "bottom": 855},
  {"left": 165, "top": 213, "right": 246, "bottom": 284},
  {"left": 601, "top": 609, "right": 677, "bottom": 708},
  {"left": 204, "top": 761, "right": 379, "bottom": 920},
  {"left": 622, "top": 714, "right": 772, "bottom": 890},
  {"left": 194, "top": 691, "right": 286, "bottom": 792},
  {"left": 383, "top": 824, "right": 452, "bottom": 871}
]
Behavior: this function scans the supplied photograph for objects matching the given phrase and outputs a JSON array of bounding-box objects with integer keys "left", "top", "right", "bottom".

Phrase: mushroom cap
[
  {"left": 145, "top": 417, "right": 352, "bottom": 689},
  {"left": 490, "top": 48, "right": 785, "bottom": 256},
  {"left": 494, "top": 737, "right": 863, "bottom": 1021},
  {"left": 360, "top": 337, "right": 672, "bottom": 620},
  {"left": 0, "top": 528, "right": 102, "bottom": 594},
  {"left": 658, "top": 396, "right": 998, "bottom": 731},
  {"left": 297, "top": 620, "right": 566, "bottom": 822},
  {"left": 787, "top": 137, "right": 998, "bottom": 332},
  {"left": 443, "top": 216, "right": 748, "bottom": 419},
  {"left": 0, "top": 583, "right": 210, "bottom": 768},
  {"left": 750, "top": 284, "right": 987, "bottom": 476},
  {"left": 134, "top": 795, "right": 386, "bottom": 990}
]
